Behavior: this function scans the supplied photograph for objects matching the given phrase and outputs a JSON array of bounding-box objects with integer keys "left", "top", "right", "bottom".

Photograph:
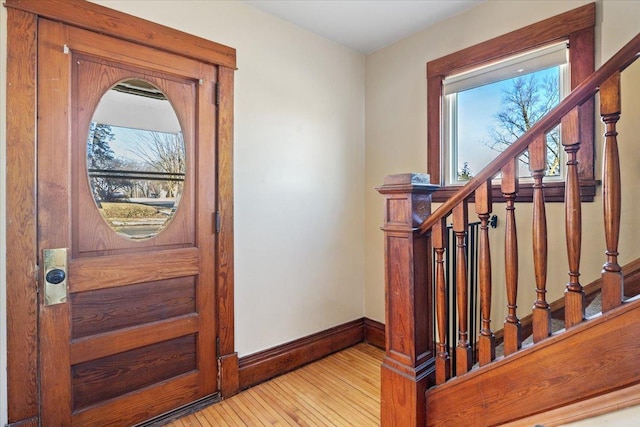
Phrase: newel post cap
[
  {"left": 376, "top": 173, "right": 439, "bottom": 194},
  {"left": 377, "top": 173, "right": 439, "bottom": 229}
]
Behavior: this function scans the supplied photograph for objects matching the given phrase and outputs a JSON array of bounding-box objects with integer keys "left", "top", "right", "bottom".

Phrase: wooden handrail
[
  {"left": 379, "top": 31, "right": 640, "bottom": 427},
  {"left": 419, "top": 32, "right": 640, "bottom": 234}
]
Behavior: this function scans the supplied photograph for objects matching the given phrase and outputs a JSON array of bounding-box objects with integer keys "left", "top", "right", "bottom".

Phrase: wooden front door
[{"left": 37, "top": 18, "right": 219, "bottom": 426}]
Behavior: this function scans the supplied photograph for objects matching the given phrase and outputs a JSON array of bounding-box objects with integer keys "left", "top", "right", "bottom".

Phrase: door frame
[{"left": 4, "top": 1, "right": 237, "bottom": 425}]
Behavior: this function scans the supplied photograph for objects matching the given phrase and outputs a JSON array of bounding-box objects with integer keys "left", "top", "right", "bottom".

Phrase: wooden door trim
[
  {"left": 4, "top": 0, "right": 236, "bottom": 70},
  {"left": 216, "top": 66, "right": 239, "bottom": 397},
  {"left": 4, "top": 2, "right": 237, "bottom": 424},
  {"left": 5, "top": 7, "right": 39, "bottom": 426}
]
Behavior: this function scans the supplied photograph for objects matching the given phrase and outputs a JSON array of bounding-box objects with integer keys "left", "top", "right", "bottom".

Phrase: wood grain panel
[
  {"left": 5, "top": 8, "right": 39, "bottom": 424},
  {"left": 71, "top": 314, "right": 199, "bottom": 365},
  {"left": 71, "top": 276, "right": 196, "bottom": 338},
  {"left": 219, "top": 353, "right": 240, "bottom": 398},
  {"left": 73, "top": 372, "right": 203, "bottom": 427},
  {"left": 68, "top": 25, "right": 207, "bottom": 80},
  {"left": 193, "top": 60, "right": 219, "bottom": 396},
  {"left": 69, "top": 248, "right": 199, "bottom": 292},
  {"left": 72, "top": 334, "right": 197, "bottom": 410},
  {"left": 37, "top": 18, "right": 74, "bottom": 427},
  {"left": 387, "top": 234, "right": 412, "bottom": 361},
  {"left": 217, "top": 66, "right": 237, "bottom": 391}
]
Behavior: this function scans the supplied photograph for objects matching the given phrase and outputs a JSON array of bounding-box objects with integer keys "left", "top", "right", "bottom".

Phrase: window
[
  {"left": 444, "top": 42, "right": 568, "bottom": 185},
  {"left": 427, "top": 4, "right": 596, "bottom": 202}
]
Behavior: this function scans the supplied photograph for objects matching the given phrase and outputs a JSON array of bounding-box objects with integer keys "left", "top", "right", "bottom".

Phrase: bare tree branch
[
  {"left": 483, "top": 71, "right": 561, "bottom": 176},
  {"left": 128, "top": 131, "right": 186, "bottom": 197}
]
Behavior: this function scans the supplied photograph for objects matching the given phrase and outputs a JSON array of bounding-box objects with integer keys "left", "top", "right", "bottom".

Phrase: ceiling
[{"left": 243, "top": 0, "right": 484, "bottom": 54}]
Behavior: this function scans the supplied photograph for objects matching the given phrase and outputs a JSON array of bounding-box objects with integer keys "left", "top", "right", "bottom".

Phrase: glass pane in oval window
[{"left": 87, "top": 79, "right": 185, "bottom": 240}]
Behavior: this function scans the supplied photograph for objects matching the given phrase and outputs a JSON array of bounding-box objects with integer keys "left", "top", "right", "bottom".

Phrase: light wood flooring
[{"left": 165, "top": 343, "right": 384, "bottom": 426}]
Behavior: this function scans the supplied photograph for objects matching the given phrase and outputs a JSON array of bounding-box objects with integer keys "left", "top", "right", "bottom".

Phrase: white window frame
[{"left": 442, "top": 42, "right": 570, "bottom": 186}]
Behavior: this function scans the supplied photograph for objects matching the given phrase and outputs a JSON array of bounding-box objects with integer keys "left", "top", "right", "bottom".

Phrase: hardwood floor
[{"left": 165, "top": 343, "right": 384, "bottom": 426}]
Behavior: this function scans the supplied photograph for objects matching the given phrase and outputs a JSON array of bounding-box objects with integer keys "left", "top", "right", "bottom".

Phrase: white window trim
[{"left": 442, "top": 42, "right": 570, "bottom": 186}]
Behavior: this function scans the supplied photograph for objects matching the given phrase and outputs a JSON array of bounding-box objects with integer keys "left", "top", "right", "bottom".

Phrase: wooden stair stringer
[
  {"left": 501, "top": 382, "right": 640, "bottom": 427},
  {"left": 425, "top": 297, "right": 640, "bottom": 427}
]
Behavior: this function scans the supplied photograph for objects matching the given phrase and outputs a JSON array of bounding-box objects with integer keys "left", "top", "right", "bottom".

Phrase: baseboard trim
[
  {"left": 364, "top": 318, "right": 385, "bottom": 349},
  {"left": 219, "top": 352, "right": 239, "bottom": 397},
  {"left": 238, "top": 317, "right": 386, "bottom": 390},
  {"left": 238, "top": 318, "right": 366, "bottom": 390}
]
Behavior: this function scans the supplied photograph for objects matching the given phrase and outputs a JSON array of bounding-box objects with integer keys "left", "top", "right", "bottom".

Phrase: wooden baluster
[
  {"left": 529, "top": 135, "right": 551, "bottom": 342},
  {"left": 502, "top": 158, "right": 521, "bottom": 355},
  {"left": 563, "top": 107, "right": 585, "bottom": 328},
  {"left": 453, "top": 201, "right": 472, "bottom": 374},
  {"left": 433, "top": 218, "right": 450, "bottom": 384},
  {"left": 600, "top": 72, "right": 623, "bottom": 312},
  {"left": 476, "top": 181, "right": 495, "bottom": 366}
]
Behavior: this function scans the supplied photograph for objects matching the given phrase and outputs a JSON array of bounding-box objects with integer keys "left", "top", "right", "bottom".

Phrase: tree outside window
[
  {"left": 451, "top": 65, "right": 564, "bottom": 183},
  {"left": 426, "top": 4, "right": 596, "bottom": 202}
]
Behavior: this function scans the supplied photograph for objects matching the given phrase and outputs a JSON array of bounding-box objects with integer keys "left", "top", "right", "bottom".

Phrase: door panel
[
  {"left": 68, "top": 247, "right": 200, "bottom": 292},
  {"left": 70, "top": 277, "right": 197, "bottom": 338},
  {"left": 71, "top": 334, "right": 197, "bottom": 409},
  {"left": 72, "top": 54, "right": 196, "bottom": 256},
  {"left": 38, "top": 18, "right": 218, "bottom": 426}
]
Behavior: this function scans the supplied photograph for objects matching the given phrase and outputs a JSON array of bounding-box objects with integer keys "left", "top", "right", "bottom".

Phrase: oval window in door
[{"left": 86, "top": 79, "right": 186, "bottom": 240}]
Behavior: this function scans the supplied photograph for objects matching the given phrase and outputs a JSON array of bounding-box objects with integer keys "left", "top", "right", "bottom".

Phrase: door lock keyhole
[{"left": 46, "top": 268, "right": 66, "bottom": 285}]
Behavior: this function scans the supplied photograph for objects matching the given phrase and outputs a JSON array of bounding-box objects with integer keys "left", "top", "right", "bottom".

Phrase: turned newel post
[{"left": 377, "top": 173, "right": 439, "bottom": 427}]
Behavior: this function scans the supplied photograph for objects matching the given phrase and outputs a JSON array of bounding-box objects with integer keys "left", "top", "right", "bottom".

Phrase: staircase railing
[
  {"left": 377, "top": 32, "right": 640, "bottom": 426},
  {"left": 438, "top": 218, "right": 497, "bottom": 376}
]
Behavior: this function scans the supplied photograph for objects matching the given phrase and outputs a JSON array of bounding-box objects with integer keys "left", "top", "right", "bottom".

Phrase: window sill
[{"left": 431, "top": 179, "right": 599, "bottom": 203}]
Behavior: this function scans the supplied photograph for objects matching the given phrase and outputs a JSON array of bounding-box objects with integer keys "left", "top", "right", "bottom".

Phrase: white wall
[
  {"left": 364, "top": 0, "right": 640, "bottom": 324},
  {"left": 88, "top": 1, "right": 366, "bottom": 357}
]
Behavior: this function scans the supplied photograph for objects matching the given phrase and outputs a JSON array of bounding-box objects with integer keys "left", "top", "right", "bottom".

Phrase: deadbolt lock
[{"left": 43, "top": 248, "right": 68, "bottom": 306}]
